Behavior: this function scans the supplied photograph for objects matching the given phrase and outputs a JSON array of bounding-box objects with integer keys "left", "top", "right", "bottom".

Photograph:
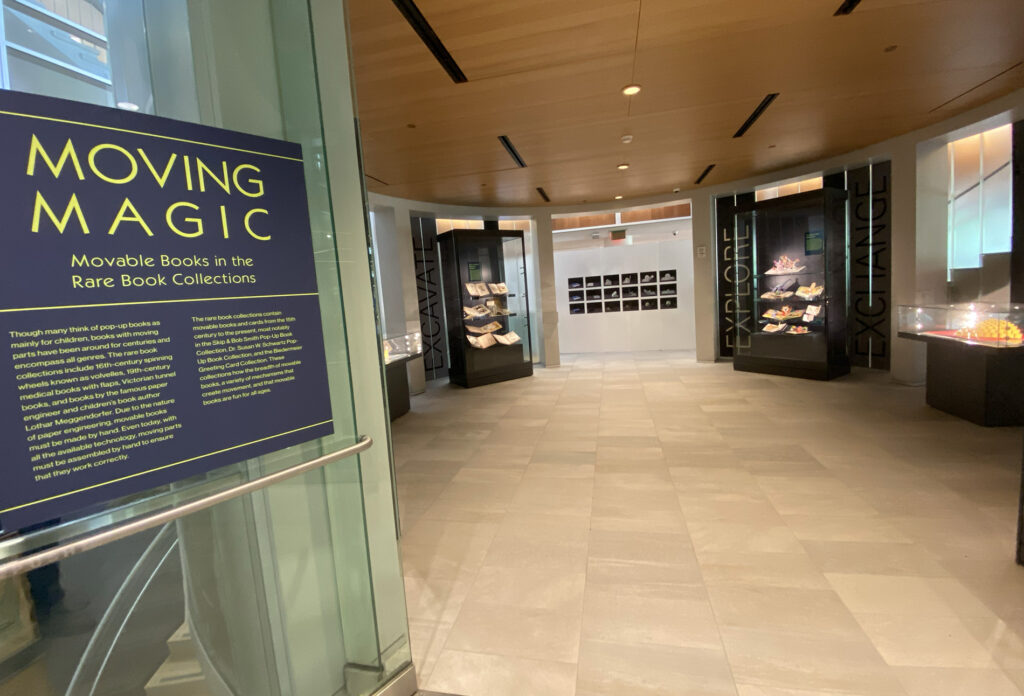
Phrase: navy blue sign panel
[{"left": 0, "top": 90, "right": 334, "bottom": 530}]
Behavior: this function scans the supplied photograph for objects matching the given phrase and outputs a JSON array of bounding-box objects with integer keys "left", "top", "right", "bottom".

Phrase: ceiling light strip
[
  {"left": 391, "top": 0, "right": 468, "bottom": 83},
  {"left": 695, "top": 164, "right": 715, "bottom": 185},
  {"left": 536, "top": 187, "right": 551, "bottom": 202},
  {"left": 733, "top": 93, "right": 780, "bottom": 138},
  {"left": 928, "top": 61, "right": 1023, "bottom": 113},
  {"left": 833, "top": 0, "right": 862, "bottom": 16},
  {"left": 498, "top": 135, "right": 527, "bottom": 168}
]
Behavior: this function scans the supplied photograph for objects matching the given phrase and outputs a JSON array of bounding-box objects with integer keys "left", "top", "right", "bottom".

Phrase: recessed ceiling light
[
  {"left": 621, "top": 134, "right": 634, "bottom": 144},
  {"left": 621, "top": 84, "right": 641, "bottom": 96},
  {"left": 617, "top": 163, "right": 630, "bottom": 170},
  {"left": 614, "top": 195, "right": 624, "bottom": 200}
]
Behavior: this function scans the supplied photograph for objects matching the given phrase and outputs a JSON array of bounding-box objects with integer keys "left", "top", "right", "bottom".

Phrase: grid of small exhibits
[{"left": 567, "top": 271, "right": 678, "bottom": 314}]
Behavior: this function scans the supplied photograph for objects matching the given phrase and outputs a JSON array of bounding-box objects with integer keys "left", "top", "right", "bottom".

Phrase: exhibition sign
[{"left": 0, "top": 91, "right": 334, "bottom": 530}]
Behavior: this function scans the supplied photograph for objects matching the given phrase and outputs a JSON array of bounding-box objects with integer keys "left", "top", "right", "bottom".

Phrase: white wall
[{"left": 554, "top": 221, "right": 696, "bottom": 353}]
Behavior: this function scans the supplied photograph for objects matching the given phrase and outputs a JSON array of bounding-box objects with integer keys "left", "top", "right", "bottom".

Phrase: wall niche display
[
  {"left": 585, "top": 276, "right": 602, "bottom": 288},
  {"left": 660, "top": 270, "right": 677, "bottom": 282},
  {"left": 439, "top": 229, "right": 534, "bottom": 388},
  {"left": 603, "top": 274, "right": 620, "bottom": 286},
  {"left": 568, "top": 276, "right": 583, "bottom": 289},
  {"left": 661, "top": 298, "right": 678, "bottom": 310},
  {"left": 586, "top": 289, "right": 602, "bottom": 301},
  {"left": 604, "top": 288, "right": 620, "bottom": 299},
  {"left": 587, "top": 302, "right": 603, "bottom": 313},
  {"left": 623, "top": 286, "right": 639, "bottom": 298},
  {"left": 623, "top": 300, "right": 640, "bottom": 311},
  {"left": 731, "top": 188, "right": 849, "bottom": 380},
  {"left": 641, "top": 299, "right": 658, "bottom": 310},
  {"left": 621, "top": 273, "right": 638, "bottom": 285},
  {"left": 661, "top": 284, "right": 677, "bottom": 296},
  {"left": 570, "top": 303, "right": 585, "bottom": 314},
  {"left": 640, "top": 271, "right": 657, "bottom": 284},
  {"left": 605, "top": 301, "right": 621, "bottom": 312},
  {"left": 641, "top": 285, "right": 658, "bottom": 297},
  {"left": 569, "top": 290, "right": 584, "bottom": 302}
]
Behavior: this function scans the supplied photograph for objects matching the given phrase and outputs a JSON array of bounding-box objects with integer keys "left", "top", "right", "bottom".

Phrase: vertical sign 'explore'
[{"left": 0, "top": 91, "right": 334, "bottom": 530}]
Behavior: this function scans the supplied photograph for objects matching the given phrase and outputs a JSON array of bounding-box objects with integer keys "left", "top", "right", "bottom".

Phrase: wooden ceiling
[{"left": 347, "top": 0, "right": 1024, "bottom": 207}]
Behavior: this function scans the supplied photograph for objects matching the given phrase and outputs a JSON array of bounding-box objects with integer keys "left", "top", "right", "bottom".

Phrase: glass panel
[
  {"left": 981, "top": 125, "right": 1013, "bottom": 256},
  {"left": 0, "top": 0, "right": 412, "bottom": 695},
  {"left": 7, "top": 51, "right": 111, "bottom": 105},
  {"left": 952, "top": 184, "right": 983, "bottom": 269},
  {"left": 3, "top": 4, "right": 109, "bottom": 82},
  {"left": 502, "top": 235, "right": 532, "bottom": 362}
]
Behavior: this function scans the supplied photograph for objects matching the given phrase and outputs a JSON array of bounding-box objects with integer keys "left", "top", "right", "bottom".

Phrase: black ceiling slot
[
  {"left": 833, "top": 0, "right": 862, "bottom": 15},
  {"left": 733, "top": 93, "right": 779, "bottom": 138},
  {"left": 695, "top": 164, "right": 715, "bottom": 185},
  {"left": 499, "top": 135, "right": 527, "bottom": 168},
  {"left": 391, "top": 0, "right": 468, "bottom": 83},
  {"left": 536, "top": 187, "right": 551, "bottom": 202}
]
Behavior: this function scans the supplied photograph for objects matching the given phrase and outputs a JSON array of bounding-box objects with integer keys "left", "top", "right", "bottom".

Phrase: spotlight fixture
[
  {"left": 117, "top": 101, "right": 140, "bottom": 111},
  {"left": 617, "top": 163, "right": 630, "bottom": 170},
  {"left": 621, "top": 84, "right": 641, "bottom": 96},
  {"left": 621, "top": 134, "right": 634, "bottom": 144},
  {"left": 614, "top": 195, "right": 624, "bottom": 200}
]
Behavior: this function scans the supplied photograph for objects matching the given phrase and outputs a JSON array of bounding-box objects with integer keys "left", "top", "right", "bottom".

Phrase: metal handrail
[{"left": 0, "top": 436, "right": 373, "bottom": 581}]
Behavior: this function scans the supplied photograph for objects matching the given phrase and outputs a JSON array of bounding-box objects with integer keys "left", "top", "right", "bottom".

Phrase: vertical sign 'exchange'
[{"left": 0, "top": 91, "right": 334, "bottom": 530}]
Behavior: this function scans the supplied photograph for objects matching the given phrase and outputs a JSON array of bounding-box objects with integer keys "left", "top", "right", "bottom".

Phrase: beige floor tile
[
  {"left": 699, "top": 551, "right": 832, "bottom": 590},
  {"left": 483, "top": 534, "right": 589, "bottom": 573},
  {"left": 426, "top": 650, "right": 578, "bottom": 696},
  {"left": 1006, "top": 668, "right": 1024, "bottom": 692},
  {"left": 688, "top": 520, "right": 805, "bottom": 555},
  {"left": 577, "top": 639, "right": 737, "bottom": 696},
  {"left": 735, "top": 685, "right": 878, "bottom": 696},
  {"left": 466, "top": 564, "right": 587, "bottom": 613},
  {"left": 582, "top": 583, "right": 721, "bottom": 650},
  {"left": 854, "top": 613, "right": 996, "bottom": 667},
  {"left": 826, "top": 573, "right": 992, "bottom": 618},
  {"left": 708, "top": 585, "right": 868, "bottom": 640},
  {"left": 446, "top": 602, "right": 582, "bottom": 663},
  {"left": 493, "top": 511, "right": 592, "bottom": 545},
  {"left": 588, "top": 529, "right": 696, "bottom": 565},
  {"left": 719, "top": 627, "right": 907, "bottom": 695},
  {"left": 802, "top": 540, "right": 949, "bottom": 577},
  {"left": 784, "top": 514, "right": 911, "bottom": 543},
  {"left": 893, "top": 666, "right": 1023, "bottom": 696}
]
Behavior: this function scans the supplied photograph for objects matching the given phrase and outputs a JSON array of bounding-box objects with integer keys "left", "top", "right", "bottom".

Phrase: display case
[
  {"left": 731, "top": 188, "right": 849, "bottom": 380},
  {"left": 898, "top": 304, "right": 1024, "bottom": 347},
  {"left": 439, "top": 229, "right": 534, "bottom": 388},
  {"left": 382, "top": 331, "right": 424, "bottom": 420},
  {"left": 383, "top": 331, "right": 424, "bottom": 364},
  {"left": 898, "top": 303, "right": 1024, "bottom": 426}
]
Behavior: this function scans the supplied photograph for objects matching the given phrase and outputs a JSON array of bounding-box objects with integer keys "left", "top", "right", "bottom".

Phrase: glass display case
[
  {"left": 439, "top": 229, "right": 534, "bottom": 387},
  {"left": 897, "top": 303, "right": 1024, "bottom": 426},
  {"left": 383, "top": 331, "right": 424, "bottom": 364},
  {"left": 898, "top": 303, "right": 1024, "bottom": 348},
  {"left": 731, "top": 188, "right": 849, "bottom": 380}
]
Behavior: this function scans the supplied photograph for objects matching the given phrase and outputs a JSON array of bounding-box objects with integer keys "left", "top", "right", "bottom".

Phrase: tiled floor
[{"left": 392, "top": 352, "right": 1024, "bottom": 696}]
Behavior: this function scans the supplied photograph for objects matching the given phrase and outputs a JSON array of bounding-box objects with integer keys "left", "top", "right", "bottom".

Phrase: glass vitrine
[
  {"left": 438, "top": 229, "right": 534, "bottom": 387},
  {"left": 898, "top": 303, "right": 1024, "bottom": 348},
  {"left": 731, "top": 188, "right": 850, "bottom": 380}
]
